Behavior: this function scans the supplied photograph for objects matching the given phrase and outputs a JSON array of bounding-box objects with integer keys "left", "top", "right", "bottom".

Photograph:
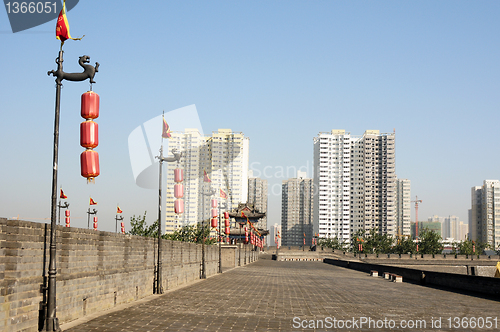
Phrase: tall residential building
[
  {"left": 470, "top": 180, "right": 500, "bottom": 248},
  {"left": 164, "top": 129, "right": 250, "bottom": 233},
  {"left": 395, "top": 179, "right": 411, "bottom": 237},
  {"left": 248, "top": 177, "right": 268, "bottom": 230},
  {"left": 444, "top": 215, "right": 460, "bottom": 240},
  {"left": 165, "top": 129, "right": 205, "bottom": 232},
  {"left": 282, "top": 172, "right": 314, "bottom": 247},
  {"left": 313, "top": 130, "right": 396, "bottom": 242}
]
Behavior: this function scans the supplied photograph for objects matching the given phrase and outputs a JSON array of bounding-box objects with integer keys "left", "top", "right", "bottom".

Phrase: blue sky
[{"left": 1, "top": 1, "right": 499, "bottom": 232}]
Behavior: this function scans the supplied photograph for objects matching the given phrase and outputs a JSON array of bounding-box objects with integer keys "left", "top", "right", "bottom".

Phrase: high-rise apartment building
[
  {"left": 282, "top": 172, "right": 314, "bottom": 247},
  {"left": 248, "top": 177, "right": 268, "bottom": 230},
  {"left": 164, "top": 129, "right": 250, "bottom": 233},
  {"left": 395, "top": 179, "right": 411, "bottom": 237},
  {"left": 470, "top": 180, "right": 500, "bottom": 248},
  {"left": 313, "top": 130, "right": 396, "bottom": 242}
]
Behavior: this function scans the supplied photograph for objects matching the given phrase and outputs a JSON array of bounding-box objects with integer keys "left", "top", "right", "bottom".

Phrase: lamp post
[
  {"left": 87, "top": 208, "right": 97, "bottom": 229},
  {"left": 218, "top": 201, "right": 227, "bottom": 274},
  {"left": 155, "top": 147, "right": 182, "bottom": 294},
  {"left": 115, "top": 215, "right": 123, "bottom": 233},
  {"left": 57, "top": 201, "right": 69, "bottom": 226},
  {"left": 201, "top": 185, "right": 216, "bottom": 279},
  {"left": 45, "top": 50, "right": 99, "bottom": 332}
]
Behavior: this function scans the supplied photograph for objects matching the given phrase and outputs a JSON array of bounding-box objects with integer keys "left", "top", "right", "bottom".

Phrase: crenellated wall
[{"left": 0, "top": 218, "right": 258, "bottom": 332}]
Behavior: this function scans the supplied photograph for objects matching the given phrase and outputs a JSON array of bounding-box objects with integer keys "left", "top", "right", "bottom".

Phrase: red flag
[
  {"left": 55, "top": 0, "right": 83, "bottom": 43},
  {"left": 89, "top": 197, "right": 97, "bottom": 205},
  {"left": 220, "top": 188, "right": 227, "bottom": 199},
  {"left": 117, "top": 206, "right": 123, "bottom": 214},
  {"left": 60, "top": 189, "right": 68, "bottom": 199},
  {"left": 203, "top": 170, "right": 211, "bottom": 183},
  {"left": 162, "top": 118, "right": 171, "bottom": 138}
]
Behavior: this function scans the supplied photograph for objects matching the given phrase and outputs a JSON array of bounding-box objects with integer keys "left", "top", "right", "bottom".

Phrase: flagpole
[{"left": 156, "top": 127, "right": 164, "bottom": 294}]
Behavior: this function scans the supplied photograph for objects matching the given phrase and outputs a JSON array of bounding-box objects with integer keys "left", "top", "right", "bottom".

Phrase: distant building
[
  {"left": 282, "top": 172, "right": 314, "bottom": 247},
  {"left": 412, "top": 221, "right": 441, "bottom": 237},
  {"left": 395, "top": 179, "right": 411, "bottom": 237},
  {"left": 269, "top": 223, "right": 282, "bottom": 247},
  {"left": 470, "top": 180, "right": 500, "bottom": 248},
  {"left": 248, "top": 177, "right": 268, "bottom": 231},
  {"left": 164, "top": 129, "right": 250, "bottom": 233},
  {"left": 458, "top": 221, "right": 469, "bottom": 241},
  {"left": 313, "top": 129, "right": 396, "bottom": 242}
]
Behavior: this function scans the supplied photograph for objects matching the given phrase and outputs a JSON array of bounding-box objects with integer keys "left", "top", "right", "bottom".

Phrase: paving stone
[{"left": 63, "top": 255, "right": 500, "bottom": 331}]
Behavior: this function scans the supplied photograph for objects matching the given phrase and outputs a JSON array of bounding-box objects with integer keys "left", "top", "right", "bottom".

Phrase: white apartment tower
[
  {"left": 395, "top": 179, "right": 411, "bottom": 237},
  {"left": 470, "top": 180, "right": 500, "bottom": 248},
  {"left": 248, "top": 177, "right": 268, "bottom": 230},
  {"left": 282, "top": 172, "right": 314, "bottom": 247},
  {"left": 313, "top": 130, "right": 396, "bottom": 242},
  {"left": 165, "top": 129, "right": 204, "bottom": 232},
  {"left": 165, "top": 129, "right": 249, "bottom": 233}
]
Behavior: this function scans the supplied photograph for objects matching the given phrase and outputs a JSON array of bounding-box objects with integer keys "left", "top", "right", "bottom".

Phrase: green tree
[
  {"left": 392, "top": 236, "right": 417, "bottom": 254},
  {"left": 363, "top": 228, "right": 394, "bottom": 254},
  {"left": 318, "top": 237, "right": 345, "bottom": 250},
  {"left": 453, "top": 238, "right": 490, "bottom": 255},
  {"left": 128, "top": 212, "right": 158, "bottom": 237},
  {"left": 417, "top": 228, "right": 443, "bottom": 254}
]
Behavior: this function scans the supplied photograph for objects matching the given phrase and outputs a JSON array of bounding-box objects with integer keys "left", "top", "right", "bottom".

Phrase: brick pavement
[{"left": 62, "top": 255, "right": 500, "bottom": 331}]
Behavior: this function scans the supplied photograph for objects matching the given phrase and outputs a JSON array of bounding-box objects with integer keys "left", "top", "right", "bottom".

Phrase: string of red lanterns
[{"left": 80, "top": 91, "right": 100, "bottom": 183}]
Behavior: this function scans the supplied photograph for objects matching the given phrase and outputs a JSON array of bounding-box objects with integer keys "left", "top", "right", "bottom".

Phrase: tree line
[
  {"left": 317, "top": 228, "right": 495, "bottom": 255},
  {"left": 127, "top": 212, "right": 216, "bottom": 244}
]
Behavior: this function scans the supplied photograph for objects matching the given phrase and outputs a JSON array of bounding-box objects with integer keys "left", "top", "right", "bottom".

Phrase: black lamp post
[
  {"left": 45, "top": 51, "right": 99, "bottom": 332},
  {"left": 57, "top": 201, "right": 69, "bottom": 226},
  {"left": 218, "top": 201, "right": 227, "bottom": 274},
  {"left": 87, "top": 208, "right": 97, "bottom": 229},
  {"left": 201, "top": 185, "right": 216, "bottom": 279},
  {"left": 155, "top": 147, "right": 182, "bottom": 294},
  {"left": 115, "top": 215, "right": 123, "bottom": 233}
]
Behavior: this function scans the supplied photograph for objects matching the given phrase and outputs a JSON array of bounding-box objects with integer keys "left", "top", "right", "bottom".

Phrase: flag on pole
[
  {"left": 162, "top": 118, "right": 171, "bottom": 138},
  {"left": 117, "top": 206, "right": 123, "bottom": 214},
  {"left": 203, "top": 170, "right": 211, "bottom": 183},
  {"left": 89, "top": 197, "right": 97, "bottom": 205},
  {"left": 220, "top": 188, "right": 227, "bottom": 199},
  {"left": 56, "top": 0, "right": 83, "bottom": 44},
  {"left": 60, "top": 189, "right": 68, "bottom": 199}
]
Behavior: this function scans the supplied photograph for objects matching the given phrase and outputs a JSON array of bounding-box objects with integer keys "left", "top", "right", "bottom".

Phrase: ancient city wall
[{"left": 0, "top": 218, "right": 258, "bottom": 332}]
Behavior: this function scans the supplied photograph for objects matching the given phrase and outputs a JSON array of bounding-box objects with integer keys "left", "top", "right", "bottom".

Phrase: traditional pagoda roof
[{"left": 227, "top": 203, "right": 266, "bottom": 223}]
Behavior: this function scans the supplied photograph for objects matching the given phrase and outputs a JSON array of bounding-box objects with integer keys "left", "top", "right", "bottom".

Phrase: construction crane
[{"left": 411, "top": 196, "right": 423, "bottom": 242}]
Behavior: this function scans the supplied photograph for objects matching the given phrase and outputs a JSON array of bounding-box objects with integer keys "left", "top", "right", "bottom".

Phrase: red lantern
[
  {"left": 174, "top": 184, "right": 184, "bottom": 198},
  {"left": 224, "top": 219, "right": 230, "bottom": 227},
  {"left": 81, "top": 91, "right": 99, "bottom": 119},
  {"left": 224, "top": 212, "right": 229, "bottom": 219},
  {"left": 93, "top": 216, "right": 98, "bottom": 230},
  {"left": 225, "top": 227, "right": 230, "bottom": 235},
  {"left": 174, "top": 199, "right": 184, "bottom": 214},
  {"left": 81, "top": 150, "right": 100, "bottom": 182},
  {"left": 121, "top": 227, "right": 125, "bottom": 233},
  {"left": 211, "top": 199, "right": 217, "bottom": 208},
  {"left": 65, "top": 210, "right": 70, "bottom": 217},
  {"left": 65, "top": 217, "right": 70, "bottom": 227},
  {"left": 174, "top": 168, "right": 183, "bottom": 183},
  {"left": 211, "top": 218, "right": 217, "bottom": 228},
  {"left": 80, "top": 120, "right": 98, "bottom": 149},
  {"left": 211, "top": 208, "right": 218, "bottom": 218}
]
